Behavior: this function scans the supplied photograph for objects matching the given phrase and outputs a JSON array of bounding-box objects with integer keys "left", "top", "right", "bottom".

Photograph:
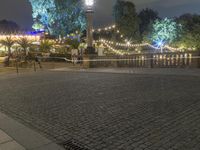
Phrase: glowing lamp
[
  {"left": 127, "top": 41, "right": 131, "bottom": 46},
  {"left": 158, "top": 41, "right": 163, "bottom": 47},
  {"left": 85, "top": 0, "right": 94, "bottom": 7}
]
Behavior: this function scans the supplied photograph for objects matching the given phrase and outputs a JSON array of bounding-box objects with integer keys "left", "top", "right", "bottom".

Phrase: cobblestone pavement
[{"left": 0, "top": 71, "right": 200, "bottom": 150}]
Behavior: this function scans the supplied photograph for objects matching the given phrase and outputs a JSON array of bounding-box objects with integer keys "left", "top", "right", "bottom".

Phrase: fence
[
  {"left": 86, "top": 51, "right": 200, "bottom": 68},
  {"left": 0, "top": 52, "right": 199, "bottom": 74}
]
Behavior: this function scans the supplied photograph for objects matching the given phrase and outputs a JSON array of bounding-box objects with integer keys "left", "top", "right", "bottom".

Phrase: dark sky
[{"left": 0, "top": 0, "right": 199, "bottom": 29}]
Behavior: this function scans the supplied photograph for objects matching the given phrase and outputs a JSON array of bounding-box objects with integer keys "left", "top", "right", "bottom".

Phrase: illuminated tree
[
  {"left": 17, "top": 37, "right": 32, "bottom": 57},
  {"left": 151, "top": 18, "right": 181, "bottom": 47},
  {"left": 0, "top": 37, "right": 15, "bottom": 65},
  {"left": 32, "top": 22, "right": 45, "bottom": 31},
  {"left": 53, "top": 0, "right": 86, "bottom": 36},
  {"left": 66, "top": 38, "right": 80, "bottom": 49},
  {"left": 28, "top": 0, "right": 55, "bottom": 33},
  {"left": 39, "top": 40, "right": 54, "bottom": 53},
  {"left": 28, "top": 0, "right": 86, "bottom": 36}
]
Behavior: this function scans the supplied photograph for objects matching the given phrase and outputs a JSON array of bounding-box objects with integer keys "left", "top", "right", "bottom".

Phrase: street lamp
[
  {"left": 157, "top": 41, "right": 164, "bottom": 53},
  {"left": 85, "top": 0, "right": 95, "bottom": 54},
  {"left": 85, "top": 0, "right": 94, "bottom": 7}
]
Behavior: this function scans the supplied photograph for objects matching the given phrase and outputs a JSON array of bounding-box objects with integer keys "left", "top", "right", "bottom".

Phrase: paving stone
[
  {"left": 0, "top": 71, "right": 199, "bottom": 150},
  {"left": 32, "top": 143, "right": 64, "bottom": 150}
]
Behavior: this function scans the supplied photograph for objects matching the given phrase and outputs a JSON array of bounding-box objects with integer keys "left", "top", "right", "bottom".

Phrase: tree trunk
[
  {"left": 7, "top": 47, "right": 11, "bottom": 66},
  {"left": 24, "top": 48, "right": 28, "bottom": 62},
  {"left": 198, "top": 49, "right": 200, "bottom": 68}
]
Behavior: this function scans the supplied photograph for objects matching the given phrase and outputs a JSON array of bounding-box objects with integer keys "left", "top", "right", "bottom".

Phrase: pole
[
  {"left": 16, "top": 60, "right": 19, "bottom": 74},
  {"left": 198, "top": 49, "right": 200, "bottom": 68},
  {"left": 34, "top": 62, "right": 36, "bottom": 72},
  {"left": 86, "top": 10, "right": 95, "bottom": 54},
  {"left": 161, "top": 46, "right": 163, "bottom": 53}
]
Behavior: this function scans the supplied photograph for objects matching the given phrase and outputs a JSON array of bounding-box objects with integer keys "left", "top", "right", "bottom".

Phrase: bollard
[
  {"left": 34, "top": 62, "right": 36, "bottom": 72},
  {"left": 16, "top": 61, "right": 19, "bottom": 74},
  {"left": 198, "top": 50, "right": 200, "bottom": 68},
  {"left": 148, "top": 54, "right": 154, "bottom": 68}
]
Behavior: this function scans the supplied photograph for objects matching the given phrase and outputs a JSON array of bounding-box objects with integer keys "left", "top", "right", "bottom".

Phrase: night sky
[{"left": 0, "top": 0, "right": 199, "bottom": 29}]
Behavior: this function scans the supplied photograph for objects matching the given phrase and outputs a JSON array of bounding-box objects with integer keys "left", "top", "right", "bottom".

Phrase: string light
[
  {"left": 93, "top": 24, "right": 195, "bottom": 52},
  {"left": 164, "top": 45, "right": 183, "bottom": 52},
  {"left": 97, "top": 38, "right": 190, "bottom": 54},
  {"left": 98, "top": 39, "right": 130, "bottom": 55},
  {"left": 99, "top": 39, "right": 151, "bottom": 48},
  {"left": 93, "top": 24, "right": 116, "bottom": 32},
  {"left": 0, "top": 34, "right": 40, "bottom": 41},
  {"left": 93, "top": 24, "right": 130, "bottom": 43}
]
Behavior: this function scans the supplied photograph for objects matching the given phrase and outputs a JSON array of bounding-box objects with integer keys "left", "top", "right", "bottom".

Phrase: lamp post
[
  {"left": 157, "top": 41, "right": 164, "bottom": 53},
  {"left": 85, "top": 0, "right": 95, "bottom": 54}
]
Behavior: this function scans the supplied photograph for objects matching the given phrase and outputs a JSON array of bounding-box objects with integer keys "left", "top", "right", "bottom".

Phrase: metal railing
[{"left": 84, "top": 52, "right": 200, "bottom": 68}]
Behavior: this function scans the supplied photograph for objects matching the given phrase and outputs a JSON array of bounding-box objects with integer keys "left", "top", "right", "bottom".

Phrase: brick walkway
[{"left": 0, "top": 70, "right": 199, "bottom": 150}]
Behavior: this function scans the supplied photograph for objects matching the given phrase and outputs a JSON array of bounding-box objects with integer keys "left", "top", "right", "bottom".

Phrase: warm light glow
[
  {"left": 127, "top": 41, "right": 131, "bottom": 46},
  {"left": 92, "top": 23, "right": 191, "bottom": 52},
  {"left": 0, "top": 35, "right": 40, "bottom": 41},
  {"left": 85, "top": 0, "right": 94, "bottom": 6},
  {"left": 98, "top": 38, "right": 186, "bottom": 52}
]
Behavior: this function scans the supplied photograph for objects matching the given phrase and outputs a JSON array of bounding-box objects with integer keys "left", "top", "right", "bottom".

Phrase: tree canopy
[
  {"left": 175, "top": 14, "right": 200, "bottom": 49},
  {"left": 151, "top": 18, "right": 182, "bottom": 47},
  {"left": 113, "top": 0, "right": 140, "bottom": 42},
  {"left": 138, "top": 8, "right": 159, "bottom": 40},
  {"left": 29, "top": 0, "right": 86, "bottom": 36},
  {"left": 0, "top": 20, "right": 20, "bottom": 33}
]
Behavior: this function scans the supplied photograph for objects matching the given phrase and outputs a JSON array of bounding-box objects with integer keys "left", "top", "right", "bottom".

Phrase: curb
[{"left": 0, "top": 112, "right": 65, "bottom": 150}]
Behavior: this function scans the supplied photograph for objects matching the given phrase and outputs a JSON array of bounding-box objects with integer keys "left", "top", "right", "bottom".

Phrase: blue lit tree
[
  {"left": 29, "top": 0, "right": 55, "bottom": 33},
  {"left": 151, "top": 18, "right": 182, "bottom": 51},
  {"left": 53, "top": 0, "right": 86, "bottom": 36},
  {"left": 29, "top": 0, "right": 86, "bottom": 36}
]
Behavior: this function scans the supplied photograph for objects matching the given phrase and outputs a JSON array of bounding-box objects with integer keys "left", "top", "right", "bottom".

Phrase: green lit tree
[
  {"left": 151, "top": 18, "right": 182, "bottom": 51},
  {"left": 32, "top": 22, "right": 45, "bottom": 31}
]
